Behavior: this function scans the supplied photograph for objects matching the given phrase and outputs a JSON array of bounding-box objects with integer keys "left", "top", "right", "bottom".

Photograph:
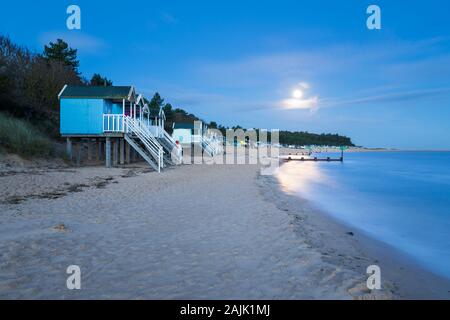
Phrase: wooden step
[{"left": 124, "top": 134, "right": 160, "bottom": 172}]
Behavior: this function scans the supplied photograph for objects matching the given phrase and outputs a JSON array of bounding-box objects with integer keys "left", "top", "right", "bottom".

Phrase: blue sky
[{"left": 1, "top": 0, "right": 450, "bottom": 148}]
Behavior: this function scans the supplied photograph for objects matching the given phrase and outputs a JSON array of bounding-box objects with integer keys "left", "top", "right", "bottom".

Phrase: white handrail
[
  {"left": 131, "top": 120, "right": 162, "bottom": 169},
  {"left": 162, "top": 128, "right": 182, "bottom": 154},
  {"left": 126, "top": 118, "right": 161, "bottom": 155},
  {"left": 163, "top": 129, "right": 177, "bottom": 146},
  {"left": 202, "top": 137, "right": 215, "bottom": 156},
  {"left": 102, "top": 114, "right": 163, "bottom": 171},
  {"left": 163, "top": 129, "right": 182, "bottom": 163},
  {"left": 132, "top": 119, "right": 164, "bottom": 155},
  {"left": 202, "top": 135, "right": 223, "bottom": 156},
  {"left": 103, "top": 114, "right": 125, "bottom": 132},
  {"left": 124, "top": 116, "right": 163, "bottom": 171},
  {"left": 138, "top": 119, "right": 182, "bottom": 162}
]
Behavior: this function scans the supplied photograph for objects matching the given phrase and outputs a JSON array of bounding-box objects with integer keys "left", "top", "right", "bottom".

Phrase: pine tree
[
  {"left": 43, "top": 39, "right": 79, "bottom": 73},
  {"left": 148, "top": 92, "right": 164, "bottom": 110},
  {"left": 89, "top": 73, "right": 113, "bottom": 86}
]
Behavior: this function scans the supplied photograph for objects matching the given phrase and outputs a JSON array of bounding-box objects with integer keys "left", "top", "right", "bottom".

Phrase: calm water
[{"left": 276, "top": 151, "right": 450, "bottom": 278}]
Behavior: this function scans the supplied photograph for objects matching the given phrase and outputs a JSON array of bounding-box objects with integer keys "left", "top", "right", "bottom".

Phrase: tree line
[
  {"left": 0, "top": 34, "right": 354, "bottom": 147},
  {"left": 0, "top": 36, "right": 115, "bottom": 138},
  {"left": 278, "top": 131, "right": 354, "bottom": 147}
]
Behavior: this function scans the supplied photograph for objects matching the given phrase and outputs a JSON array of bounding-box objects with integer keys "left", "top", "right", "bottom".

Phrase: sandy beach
[{"left": 0, "top": 154, "right": 449, "bottom": 299}]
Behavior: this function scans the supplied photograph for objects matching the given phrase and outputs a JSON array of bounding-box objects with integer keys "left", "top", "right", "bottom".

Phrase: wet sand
[
  {"left": 261, "top": 173, "right": 450, "bottom": 299},
  {"left": 0, "top": 156, "right": 448, "bottom": 299}
]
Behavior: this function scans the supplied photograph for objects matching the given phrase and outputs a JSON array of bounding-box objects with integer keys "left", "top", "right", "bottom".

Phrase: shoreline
[
  {"left": 261, "top": 169, "right": 450, "bottom": 299},
  {"left": 0, "top": 156, "right": 449, "bottom": 299}
]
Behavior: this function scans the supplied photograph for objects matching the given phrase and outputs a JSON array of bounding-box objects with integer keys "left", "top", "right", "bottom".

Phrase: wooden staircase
[
  {"left": 156, "top": 129, "right": 182, "bottom": 165},
  {"left": 124, "top": 116, "right": 163, "bottom": 172}
]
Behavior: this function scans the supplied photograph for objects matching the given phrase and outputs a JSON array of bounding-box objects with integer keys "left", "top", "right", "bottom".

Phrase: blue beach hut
[{"left": 58, "top": 85, "right": 182, "bottom": 171}]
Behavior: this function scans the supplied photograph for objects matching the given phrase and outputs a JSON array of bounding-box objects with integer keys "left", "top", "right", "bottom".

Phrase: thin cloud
[
  {"left": 321, "top": 87, "right": 450, "bottom": 108},
  {"left": 185, "top": 36, "right": 450, "bottom": 117},
  {"left": 281, "top": 97, "right": 319, "bottom": 110},
  {"left": 193, "top": 37, "right": 449, "bottom": 88}
]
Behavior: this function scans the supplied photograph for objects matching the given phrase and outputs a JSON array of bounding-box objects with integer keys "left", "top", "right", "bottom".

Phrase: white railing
[
  {"left": 103, "top": 114, "right": 125, "bottom": 132},
  {"left": 163, "top": 129, "right": 182, "bottom": 153},
  {"left": 124, "top": 116, "right": 163, "bottom": 172},
  {"left": 141, "top": 121, "right": 182, "bottom": 164},
  {"left": 162, "top": 128, "right": 177, "bottom": 146},
  {"left": 214, "top": 138, "right": 224, "bottom": 154},
  {"left": 209, "top": 139, "right": 223, "bottom": 155},
  {"left": 147, "top": 125, "right": 162, "bottom": 137},
  {"left": 202, "top": 137, "right": 215, "bottom": 156},
  {"left": 102, "top": 114, "right": 180, "bottom": 170},
  {"left": 134, "top": 119, "right": 163, "bottom": 152},
  {"left": 162, "top": 129, "right": 182, "bottom": 163}
]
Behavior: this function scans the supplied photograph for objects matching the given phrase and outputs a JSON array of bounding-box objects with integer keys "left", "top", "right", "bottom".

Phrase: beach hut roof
[
  {"left": 173, "top": 123, "right": 195, "bottom": 129},
  {"left": 135, "top": 94, "right": 145, "bottom": 106},
  {"left": 58, "top": 85, "right": 135, "bottom": 100}
]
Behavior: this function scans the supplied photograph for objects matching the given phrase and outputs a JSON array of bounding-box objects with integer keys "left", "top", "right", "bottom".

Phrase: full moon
[{"left": 292, "top": 89, "right": 303, "bottom": 99}]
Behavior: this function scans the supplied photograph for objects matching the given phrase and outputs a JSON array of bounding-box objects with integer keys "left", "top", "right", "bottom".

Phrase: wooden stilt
[
  {"left": 95, "top": 139, "right": 100, "bottom": 161},
  {"left": 125, "top": 141, "right": 130, "bottom": 164},
  {"left": 76, "top": 139, "right": 82, "bottom": 166},
  {"left": 105, "top": 137, "right": 111, "bottom": 168},
  {"left": 87, "top": 139, "right": 92, "bottom": 161},
  {"left": 66, "top": 137, "right": 72, "bottom": 160},
  {"left": 113, "top": 139, "right": 119, "bottom": 166},
  {"left": 119, "top": 138, "right": 125, "bottom": 165},
  {"left": 98, "top": 140, "right": 103, "bottom": 161}
]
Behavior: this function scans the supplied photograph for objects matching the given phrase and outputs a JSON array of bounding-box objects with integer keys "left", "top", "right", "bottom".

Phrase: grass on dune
[{"left": 0, "top": 112, "right": 56, "bottom": 158}]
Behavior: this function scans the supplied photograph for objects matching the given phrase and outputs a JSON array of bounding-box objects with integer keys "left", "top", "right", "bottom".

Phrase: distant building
[
  {"left": 172, "top": 121, "right": 203, "bottom": 145},
  {"left": 172, "top": 121, "right": 223, "bottom": 156}
]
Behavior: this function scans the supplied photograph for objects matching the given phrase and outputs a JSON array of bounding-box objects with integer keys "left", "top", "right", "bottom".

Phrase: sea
[{"left": 276, "top": 151, "right": 450, "bottom": 279}]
